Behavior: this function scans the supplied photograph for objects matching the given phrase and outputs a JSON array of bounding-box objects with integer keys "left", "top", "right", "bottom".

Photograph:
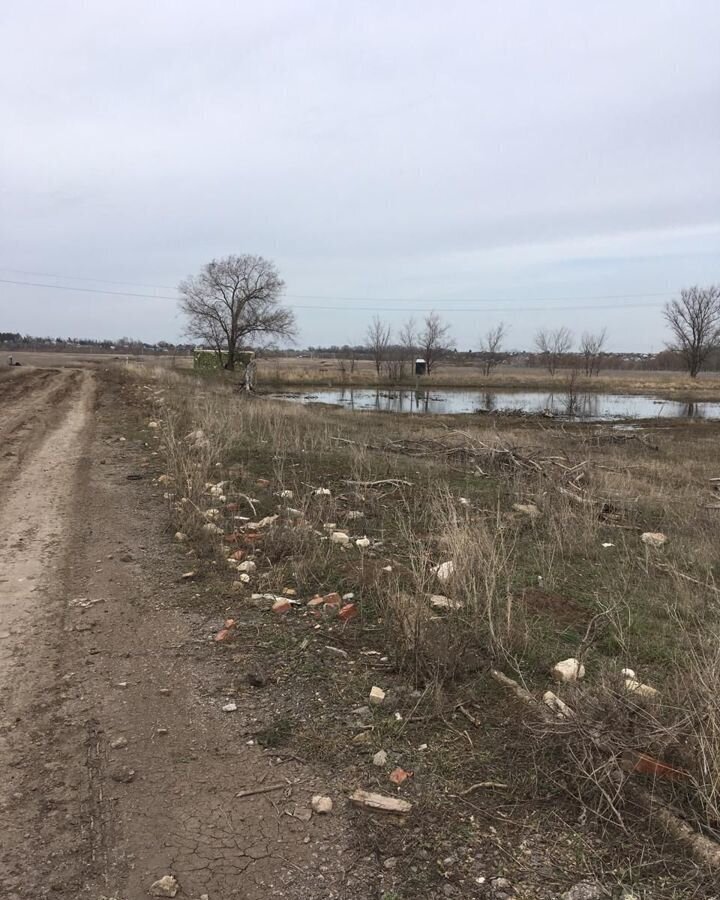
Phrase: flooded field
[{"left": 267, "top": 387, "right": 720, "bottom": 420}]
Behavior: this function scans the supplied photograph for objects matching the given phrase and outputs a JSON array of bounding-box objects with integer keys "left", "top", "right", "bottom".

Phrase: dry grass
[
  {"left": 131, "top": 361, "right": 720, "bottom": 874},
  {"left": 254, "top": 356, "right": 720, "bottom": 400}
]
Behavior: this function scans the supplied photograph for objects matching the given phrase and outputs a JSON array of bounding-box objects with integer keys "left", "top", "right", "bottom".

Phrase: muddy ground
[{"left": 0, "top": 366, "right": 378, "bottom": 899}]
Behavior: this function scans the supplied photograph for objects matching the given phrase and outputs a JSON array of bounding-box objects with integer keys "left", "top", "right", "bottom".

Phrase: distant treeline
[
  {"left": 273, "top": 345, "right": 720, "bottom": 373},
  {"left": 0, "top": 334, "right": 194, "bottom": 355},
  {"left": 5, "top": 333, "right": 720, "bottom": 372}
]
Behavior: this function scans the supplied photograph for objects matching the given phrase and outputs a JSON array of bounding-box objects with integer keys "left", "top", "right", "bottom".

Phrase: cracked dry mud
[{"left": 0, "top": 366, "right": 374, "bottom": 900}]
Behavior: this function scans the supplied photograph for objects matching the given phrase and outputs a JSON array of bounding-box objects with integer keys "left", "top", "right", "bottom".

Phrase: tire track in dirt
[
  {"left": 0, "top": 370, "right": 96, "bottom": 898},
  {"left": 58, "top": 371, "right": 376, "bottom": 899},
  {"left": 1, "top": 368, "right": 376, "bottom": 899},
  {"left": 0, "top": 367, "right": 84, "bottom": 488}
]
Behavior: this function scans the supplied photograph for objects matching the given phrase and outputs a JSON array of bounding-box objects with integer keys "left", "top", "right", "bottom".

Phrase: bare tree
[
  {"left": 535, "top": 327, "right": 573, "bottom": 376},
  {"left": 365, "top": 315, "right": 391, "bottom": 376},
  {"left": 418, "top": 312, "right": 454, "bottom": 375},
  {"left": 664, "top": 285, "right": 720, "bottom": 378},
  {"left": 396, "top": 317, "right": 417, "bottom": 379},
  {"left": 580, "top": 328, "right": 607, "bottom": 376},
  {"left": 478, "top": 322, "right": 507, "bottom": 376},
  {"left": 179, "top": 255, "right": 295, "bottom": 370}
]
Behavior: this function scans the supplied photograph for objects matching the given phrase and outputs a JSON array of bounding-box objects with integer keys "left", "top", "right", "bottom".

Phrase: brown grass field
[
  {"left": 118, "top": 360, "right": 720, "bottom": 897},
  {"left": 9, "top": 350, "right": 720, "bottom": 400}
]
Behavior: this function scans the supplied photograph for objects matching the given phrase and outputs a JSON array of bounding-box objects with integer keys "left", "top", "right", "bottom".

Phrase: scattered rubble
[
  {"left": 551, "top": 657, "right": 585, "bottom": 683},
  {"left": 624, "top": 677, "right": 659, "bottom": 698},
  {"left": 543, "top": 691, "right": 574, "bottom": 719},
  {"left": 513, "top": 502, "right": 541, "bottom": 519},
  {"left": 388, "top": 766, "right": 412, "bottom": 785},
  {"left": 641, "top": 531, "right": 667, "bottom": 548},
  {"left": 349, "top": 789, "right": 412, "bottom": 814},
  {"left": 214, "top": 619, "right": 237, "bottom": 642},
  {"left": 69, "top": 597, "right": 103, "bottom": 608},
  {"left": 369, "top": 686, "right": 386, "bottom": 705},
  {"left": 311, "top": 794, "right": 333, "bottom": 814},
  {"left": 149, "top": 875, "right": 179, "bottom": 897},
  {"left": 433, "top": 560, "right": 455, "bottom": 582},
  {"left": 429, "top": 594, "right": 463, "bottom": 611},
  {"left": 338, "top": 602, "right": 358, "bottom": 621}
]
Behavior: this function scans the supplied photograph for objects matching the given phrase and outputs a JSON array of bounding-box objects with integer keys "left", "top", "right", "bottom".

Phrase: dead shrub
[{"left": 377, "top": 490, "right": 525, "bottom": 684}]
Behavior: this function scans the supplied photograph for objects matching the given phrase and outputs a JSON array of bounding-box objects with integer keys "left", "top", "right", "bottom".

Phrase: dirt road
[{"left": 0, "top": 368, "right": 373, "bottom": 900}]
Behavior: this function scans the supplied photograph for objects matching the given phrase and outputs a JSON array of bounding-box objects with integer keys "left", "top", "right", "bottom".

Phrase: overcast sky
[{"left": 1, "top": 1, "right": 718, "bottom": 351}]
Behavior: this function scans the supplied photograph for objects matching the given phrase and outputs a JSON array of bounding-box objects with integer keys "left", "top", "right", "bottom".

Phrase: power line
[
  {"left": 0, "top": 278, "right": 177, "bottom": 301},
  {"left": 0, "top": 276, "right": 671, "bottom": 313},
  {"left": 0, "top": 268, "right": 675, "bottom": 306},
  {"left": 287, "top": 290, "right": 673, "bottom": 303},
  {"left": 0, "top": 267, "right": 177, "bottom": 291},
  {"left": 0, "top": 275, "right": 673, "bottom": 313}
]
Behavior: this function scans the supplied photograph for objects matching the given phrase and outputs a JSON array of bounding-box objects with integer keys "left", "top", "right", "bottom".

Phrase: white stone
[
  {"left": 237, "top": 560, "right": 256, "bottom": 573},
  {"left": 149, "top": 875, "right": 179, "bottom": 897},
  {"left": 222, "top": 702, "right": 238, "bottom": 713},
  {"left": 543, "top": 691, "right": 574, "bottom": 719},
  {"left": 513, "top": 502, "right": 541, "bottom": 519},
  {"left": 369, "top": 685, "right": 386, "bottom": 705},
  {"left": 314, "top": 487, "right": 331, "bottom": 496},
  {"left": 331, "top": 531, "right": 350, "bottom": 545},
  {"left": 279, "top": 489, "right": 294, "bottom": 499},
  {"left": 430, "top": 594, "right": 463, "bottom": 611},
  {"left": 355, "top": 536, "right": 371, "bottom": 548},
  {"left": 311, "top": 794, "right": 333, "bottom": 814},
  {"left": 551, "top": 658, "right": 585, "bottom": 683},
  {"left": 624, "top": 678, "right": 659, "bottom": 698},
  {"left": 174, "top": 532, "right": 187, "bottom": 542},
  {"left": 433, "top": 561, "right": 455, "bottom": 582},
  {"left": 373, "top": 749, "right": 388, "bottom": 767},
  {"left": 641, "top": 531, "right": 667, "bottom": 548},
  {"left": 256, "top": 514, "right": 278, "bottom": 528}
]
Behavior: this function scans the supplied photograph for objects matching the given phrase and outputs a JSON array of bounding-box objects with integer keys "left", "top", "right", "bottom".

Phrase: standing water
[{"left": 267, "top": 387, "right": 720, "bottom": 421}]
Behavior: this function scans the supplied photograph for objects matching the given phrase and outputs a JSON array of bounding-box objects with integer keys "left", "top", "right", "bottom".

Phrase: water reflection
[{"left": 284, "top": 388, "right": 720, "bottom": 421}]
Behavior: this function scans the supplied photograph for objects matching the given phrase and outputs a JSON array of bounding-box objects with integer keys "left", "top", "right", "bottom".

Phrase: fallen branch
[
  {"left": 491, "top": 668, "right": 720, "bottom": 871},
  {"left": 235, "top": 781, "right": 288, "bottom": 799},
  {"left": 458, "top": 781, "right": 508, "bottom": 795},
  {"left": 344, "top": 478, "right": 413, "bottom": 488}
]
